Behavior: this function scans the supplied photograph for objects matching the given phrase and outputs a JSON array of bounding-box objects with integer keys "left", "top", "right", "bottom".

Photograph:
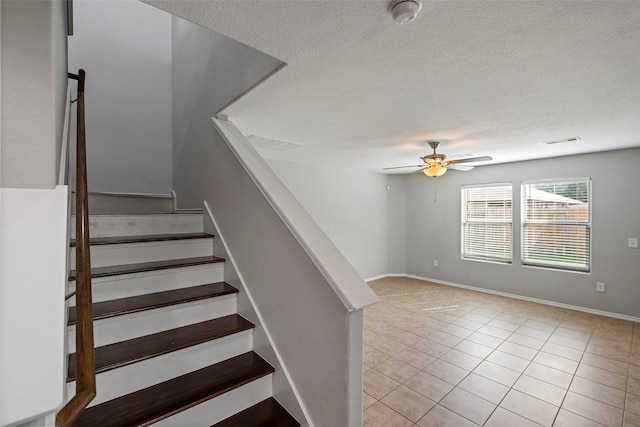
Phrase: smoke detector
[{"left": 390, "top": 0, "right": 422, "bottom": 24}]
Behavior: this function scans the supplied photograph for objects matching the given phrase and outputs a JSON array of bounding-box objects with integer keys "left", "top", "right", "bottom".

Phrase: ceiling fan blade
[
  {"left": 448, "top": 164, "right": 474, "bottom": 171},
  {"left": 382, "top": 165, "right": 424, "bottom": 170},
  {"left": 448, "top": 155, "right": 493, "bottom": 165}
]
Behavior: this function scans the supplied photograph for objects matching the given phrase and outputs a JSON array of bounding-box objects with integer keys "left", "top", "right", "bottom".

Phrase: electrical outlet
[
  {"left": 433, "top": 259, "right": 439, "bottom": 267},
  {"left": 629, "top": 238, "right": 639, "bottom": 248},
  {"left": 596, "top": 282, "right": 606, "bottom": 292}
]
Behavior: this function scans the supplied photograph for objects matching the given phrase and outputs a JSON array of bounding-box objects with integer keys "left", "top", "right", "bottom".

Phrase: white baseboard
[
  {"left": 87, "top": 190, "right": 173, "bottom": 199},
  {"left": 370, "top": 273, "right": 640, "bottom": 323},
  {"left": 364, "top": 274, "right": 388, "bottom": 282}
]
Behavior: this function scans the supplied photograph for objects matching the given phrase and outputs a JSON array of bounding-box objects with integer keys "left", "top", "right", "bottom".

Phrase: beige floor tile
[
  {"left": 500, "top": 389, "right": 559, "bottom": 426},
  {"left": 464, "top": 312, "right": 494, "bottom": 325},
  {"left": 367, "top": 335, "right": 411, "bottom": 356},
  {"left": 553, "top": 326, "right": 592, "bottom": 341},
  {"left": 440, "top": 323, "right": 474, "bottom": 339},
  {"left": 514, "top": 374, "right": 567, "bottom": 406},
  {"left": 630, "top": 364, "right": 640, "bottom": 380},
  {"left": 363, "top": 392, "right": 377, "bottom": 410},
  {"left": 561, "top": 391, "right": 623, "bottom": 427},
  {"left": 466, "top": 331, "right": 504, "bottom": 349},
  {"left": 440, "top": 387, "right": 496, "bottom": 425},
  {"left": 455, "top": 339, "right": 494, "bottom": 359},
  {"left": 381, "top": 385, "right": 436, "bottom": 422},
  {"left": 523, "top": 362, "right": 573, "bottom": 388},
  {"left": 412, "top": 338, "right": 450, "bottom": 358},
  {"left": 416, "top": 404, "right": 479, "bottom": 427},
  {"left": 581, "top": 352, "right": 629, "bottom": 375},
  {"left": 364, "top": 278, "right": 640, "bottom": 427},
  {"left": 478, "top": 324, "right": 513, "bottom": 340},
  {"left": 534, "top": 351, "right": 579, "bottom": 374},
  {"left": 473, "top": 360, "right": 521, "bottom": 387},
  {"left": 440, "top": 349, "right": 483, "bottom": 371},
  {"left": 576, "top": 363, "right": 628, "bottom": 390},
  {"left": 487, "top": 318, "right": 521, "bottom": 333},
  {"left": 524, "top": 319, "right": 558, "bottom": 332},
  {"left": 452, "top": 318, "right": 484, "bottom": 332},
  {"left": 629, "top": 377, "right": 640, "bottom": 396},
  {"left": 486, "top": 350, "right": 531, "bottom": 372},
  {"left": 364, "top": 344, "right": 392, "bottom": 367},
  {"left": 458, "top": 373, "right": 509, "bottom": 404},
  {"left": 422, "top": 359, "right": 469, "bottom": 385},
  {"left": 508, "top": 332, "right": 546, "bottom": 350},
  {"left": 485, "top": 407, "right": 542, "bottom": 427},
  {"left": 570, "top": 376, "right": 626, "bottom": 409},
  {"left": 542, "top": 342, "right": 584, "bottom": 361},
  {"left": 627, "top": 394, "right": 640, "bottom": 416},
  {"left": 393, "top": 347, "right": 437, "bottom": 370},
  {"left": 404, "top": 371, "right": 455, "bottom": 402},
  {"left": 548, "top": 332, "right": 589, "bottom": 351},
  {"left": 374, "top": 358, "right": 421, "bottom": 383},
  {"left": 553, "top": 408, "right": 606, "bottom": 427},
  {"left": 363, "top": 369, "right": 400, "bottom": 399},
  {"left": 625, "top": 411, "right": 640, "bottom": 427},
  {"left": 363, "top": 401, "right": 413, "bottom": 427},
  {"left": 587, "top": 340, "right": 631, "bottom": 363},
  {"left": 428, "top": 330, "right": 464, "bottom": 347},
  {"left": 517, "top": 325, "right": 553, "bottom": 341},
  {"left": 498, "top": 341, "right": 539, "bottom": 360}
]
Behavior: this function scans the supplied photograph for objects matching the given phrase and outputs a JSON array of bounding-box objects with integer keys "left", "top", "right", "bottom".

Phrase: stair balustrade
[{"left": 56, "top": 69, "right": 96, "bottom": 427}]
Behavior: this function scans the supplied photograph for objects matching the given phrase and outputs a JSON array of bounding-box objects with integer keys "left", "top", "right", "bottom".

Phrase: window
[
  {"left": 521, "top": 178, "right": 591, "bottom": 272},
  {"left": 462, "top": 184, "right": 513, "bottom": 263}
]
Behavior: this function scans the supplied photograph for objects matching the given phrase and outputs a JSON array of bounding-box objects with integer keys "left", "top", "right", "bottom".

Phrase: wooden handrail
[{"left": 57, "top": 69, "right": 95, "bottom": 427}]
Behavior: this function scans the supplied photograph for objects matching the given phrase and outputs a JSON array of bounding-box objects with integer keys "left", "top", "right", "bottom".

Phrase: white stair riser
[
  {"left": 68, "top": 294, "right": 237, "bottom": 352},
  {"left": 68, "top": 264, "right": 224, "bottom": 303},
  {"left": 70, "top": 239, "right": 213, "bottom": 269},
  {"left": 68, "top": 331, "right": 253, "bottom": 407},
  {"left": 72, "top": 214, "right": 203, "bottom": 238},
  {"left": 153, "top": 375, "right": 273, "bottom": 427}
]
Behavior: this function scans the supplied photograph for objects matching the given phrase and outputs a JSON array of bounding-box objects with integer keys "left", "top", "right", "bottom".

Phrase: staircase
[{"left": 66, "top": 213, "right": 299, "bottom": 426}]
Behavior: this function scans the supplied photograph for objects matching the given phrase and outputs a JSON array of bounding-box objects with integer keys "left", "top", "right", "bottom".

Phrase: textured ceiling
[{"left": 147, "top": 0, "right": 640, "bottom": 173}]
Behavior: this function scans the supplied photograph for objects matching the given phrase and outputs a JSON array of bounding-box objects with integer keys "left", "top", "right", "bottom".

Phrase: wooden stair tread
[
  {"left": 68, "top": 282, "right": 237, "bottom": 325},
  {"left": 67, "top": 315, "right": 254, "bottom": 382},
  {"left": 70, "top": 232, "right": 213, "bottom": 247},
  {"left": 71, "top": 352, "right": 274, "bottom": 427},
  {"left": 69, "top": 255, "right": 224, "bottom": 280},
  {"left": 211, "top": 398, "right": 300, "bottom": 427}
]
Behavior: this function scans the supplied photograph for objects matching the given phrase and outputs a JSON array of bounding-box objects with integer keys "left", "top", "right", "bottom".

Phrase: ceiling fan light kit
[
  {"left": 383, "top": 140, "right": 494, "bottom": 177},
  {"left": 390, "top": 0, "right": 422, "bottom": 24},
  {"left": 424, "top": 165, "right": 447, "bottom": 177}
]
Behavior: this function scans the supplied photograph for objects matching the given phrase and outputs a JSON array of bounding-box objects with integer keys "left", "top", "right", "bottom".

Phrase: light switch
[{"left": 629, "top": 238, "right": 639, "bottom": 248}]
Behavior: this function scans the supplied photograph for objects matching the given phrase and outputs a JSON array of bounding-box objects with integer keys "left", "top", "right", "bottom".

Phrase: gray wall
[
  {"left": 387, "top": 174, "right": 406, "bottom": 274},
  {"left": 68, "top": 0, "right": 173, "bottom": 194},
  {"left": 171, "top": 15, "right": 282, "bottom": 207},
  {"left": 404, "top": 148, "right": 640, "bottom": 318},
  {"left": 267, "top": 159, "right": 391, "bottom": 280},
  {"left": 1, "top": 0, "right": 68, "bottom": 189}
]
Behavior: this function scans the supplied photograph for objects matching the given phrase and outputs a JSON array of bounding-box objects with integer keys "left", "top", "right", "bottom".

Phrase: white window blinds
[
  {"left": 521, "top": 179, "right": 591, "bottom": 272},
  {"left": 462, "top": 184, "right": 513, "bottom": 263}
]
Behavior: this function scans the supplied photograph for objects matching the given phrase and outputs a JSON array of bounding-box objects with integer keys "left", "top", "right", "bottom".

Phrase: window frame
[
  {"left": 521, "top": 177, "right": 592, "bottom": 272},
  {"left": 461, "top": 182, "right": 513, "bottom": 264}
]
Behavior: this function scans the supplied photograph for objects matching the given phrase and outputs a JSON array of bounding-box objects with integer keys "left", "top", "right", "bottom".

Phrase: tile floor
[{"left": 363, "top": 277, "right": 640, "bottom": 427}]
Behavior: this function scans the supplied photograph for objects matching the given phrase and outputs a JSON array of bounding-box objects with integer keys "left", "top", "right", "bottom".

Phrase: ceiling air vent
[
  {"left": 247, "top": 135, "right": 302, "bottom": 151},
  {"left": 541, "top": 136, "right": 582, "bottom": 145}
]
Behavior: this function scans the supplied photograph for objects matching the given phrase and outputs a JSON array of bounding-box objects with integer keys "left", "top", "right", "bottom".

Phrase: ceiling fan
[{"left": 383, "top": 141, "right": 493, "bottom": 177}]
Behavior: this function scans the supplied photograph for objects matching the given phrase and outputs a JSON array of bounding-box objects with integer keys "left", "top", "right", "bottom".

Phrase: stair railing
[{"left": 57, "top": 69, "right": 96, "bottom": 427}]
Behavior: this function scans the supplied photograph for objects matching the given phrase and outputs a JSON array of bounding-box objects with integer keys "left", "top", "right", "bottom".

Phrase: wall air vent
[
  {"left": 541, "top": 136, "right": 582, "bottom": 145},
  {"left": 247, "top": 135, "right": 302, "bottom": 151}
]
